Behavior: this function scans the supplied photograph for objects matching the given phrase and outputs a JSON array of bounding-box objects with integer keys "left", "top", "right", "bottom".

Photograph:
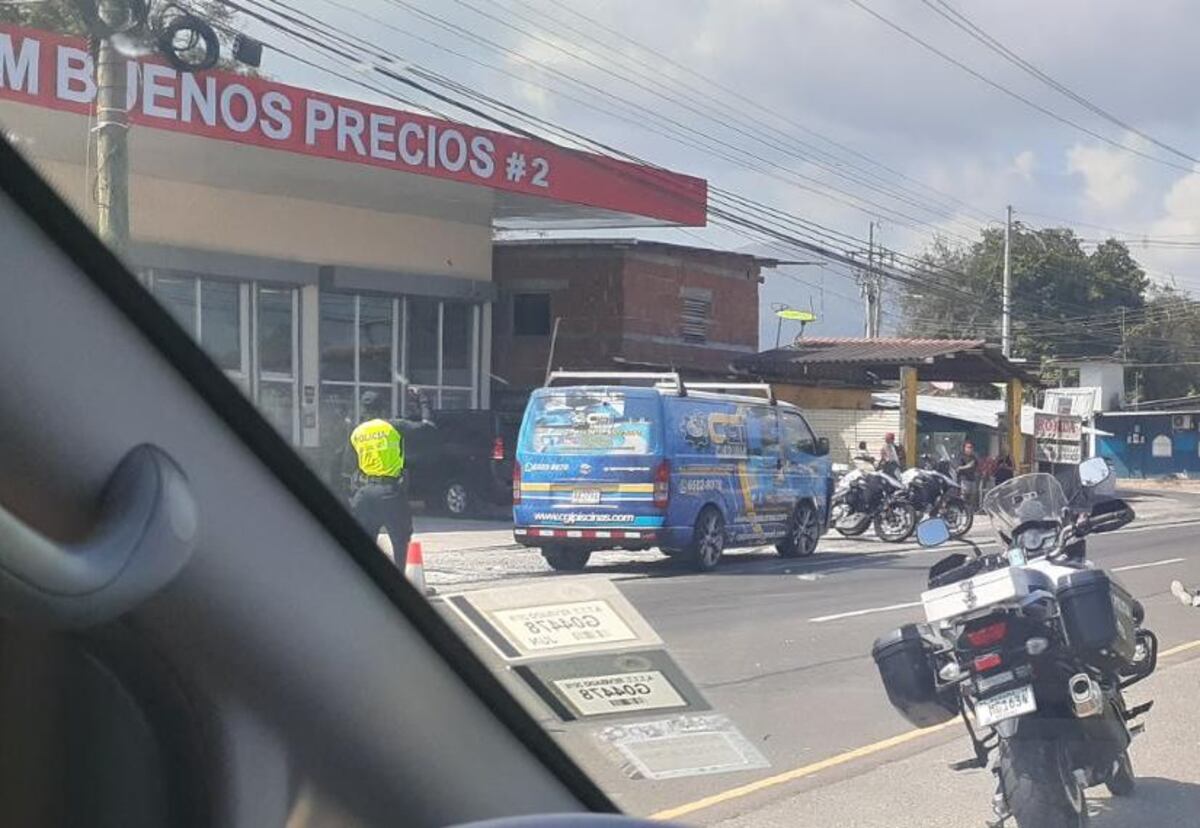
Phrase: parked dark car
[{"left": 402, "top": 409, "right": 523, "bottom": 516}]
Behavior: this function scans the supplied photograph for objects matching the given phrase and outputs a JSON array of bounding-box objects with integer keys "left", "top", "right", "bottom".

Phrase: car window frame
[{"left": 0, "top": 133, "right": 617, "bottom": 815}]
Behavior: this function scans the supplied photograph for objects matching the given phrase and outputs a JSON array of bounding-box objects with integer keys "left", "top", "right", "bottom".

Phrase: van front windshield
[{"left": 523, "top": 390, "right": 660, "bottom": 455}]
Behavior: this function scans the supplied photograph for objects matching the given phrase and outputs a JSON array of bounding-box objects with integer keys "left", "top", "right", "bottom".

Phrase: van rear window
[{"left": 524, "top": 391, "right": 660, "bottom": 455}]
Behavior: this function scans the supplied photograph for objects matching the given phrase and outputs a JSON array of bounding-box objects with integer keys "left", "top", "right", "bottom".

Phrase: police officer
[{"left": 347, "top": 387, "right": 434, "bottom": 561}]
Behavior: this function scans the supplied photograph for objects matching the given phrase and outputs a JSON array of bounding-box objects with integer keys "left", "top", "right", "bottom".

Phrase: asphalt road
[{"left": 430, "top": 493, "right": 1200, "bottom": 825}]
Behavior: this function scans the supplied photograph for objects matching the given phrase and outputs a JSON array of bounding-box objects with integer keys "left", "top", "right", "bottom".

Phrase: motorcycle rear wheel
[
  {"left": 873, "top": 502, "right": 916, "bottom": 543},
  {"left": 833, "top": 511, "right": 872, "bottom": 537},
  {"left": 999, "top": 733, "right": 1088, "bottom": 828}
]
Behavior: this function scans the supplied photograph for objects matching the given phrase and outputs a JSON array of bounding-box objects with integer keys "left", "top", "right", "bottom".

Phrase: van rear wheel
[
  {"left": 688, "top": 507, "right": 725, "bottom": 572},
  {"left": 778, "top": 501, "right": 820, "bottom": 558},
  {"left": 541, "top": 545, "right": 591, "bottom": 572}
]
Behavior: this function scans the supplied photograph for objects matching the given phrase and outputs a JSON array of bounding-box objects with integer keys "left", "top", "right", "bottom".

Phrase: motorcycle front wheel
[
  {"left": 941, "top": 497, "right": 974, "bottom": 538},
  {"left": 873, "top": 501, "right": 916, "bottom": 543},
  {"left": 998, "top": 732, "right": 1088, "bottom": 828}
]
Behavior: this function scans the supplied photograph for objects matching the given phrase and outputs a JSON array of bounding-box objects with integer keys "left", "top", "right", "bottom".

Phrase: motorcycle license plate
[
  {"left": 571, "top": 488, "right": 602, "bottom": 505},
  {"left": 975, "top": 684, "right": 1036, "bottom": 727}
]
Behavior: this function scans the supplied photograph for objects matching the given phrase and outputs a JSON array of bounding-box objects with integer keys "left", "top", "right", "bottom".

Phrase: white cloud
[
  {"left": 1012, "top": 150, "right": 1035, "bottom": 182},
  {"left": 1067, "top": 140, "right": 1140, "bottom": 211}
]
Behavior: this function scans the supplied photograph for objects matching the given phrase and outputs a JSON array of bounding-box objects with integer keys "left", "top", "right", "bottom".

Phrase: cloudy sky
[{"left": 243, "top": 0, "right": 1200, "bottom": 342}]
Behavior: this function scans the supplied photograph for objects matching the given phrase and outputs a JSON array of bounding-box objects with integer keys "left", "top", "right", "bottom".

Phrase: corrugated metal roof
[
  {"left": 736, "top": 337, "right": 1035, "bottom": 384},
  {"left": 761, "top": 337, "right": 987, "bottom": 365}
]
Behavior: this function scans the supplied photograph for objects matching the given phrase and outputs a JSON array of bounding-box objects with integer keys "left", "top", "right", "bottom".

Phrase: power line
[
  {"left": 225, "top": 0, "right": 1155, "bottom": 336},
  {"left": 847, "top": 0, "right": 1195, "bottom": 174},
  {"left": 492, "top": 0, "right": 992, "bottom": 233},
  {"left": 538, "top": 0, "right": 999, "bottom": 226},
  {"left": 923, "top": 0, "right": 1199, "bottom": 166}
]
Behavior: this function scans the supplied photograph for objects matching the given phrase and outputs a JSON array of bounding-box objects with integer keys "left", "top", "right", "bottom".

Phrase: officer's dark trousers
[{"left": 350, "top": 481, "right": 414, "bottom": 563}]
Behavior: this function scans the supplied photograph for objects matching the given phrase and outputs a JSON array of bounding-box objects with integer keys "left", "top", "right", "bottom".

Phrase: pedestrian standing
[
  {"left": 993, "top": 453, "right": 1015, "bottom": 486},
  {"left": 957, "top": 441, "right": 980, "bottom": 510},
  {"left": 347, "top": 389, "right": 433, "bottom": 563},
  {"left": 879, "top": 432, "right": 906, "bottom": 473}
]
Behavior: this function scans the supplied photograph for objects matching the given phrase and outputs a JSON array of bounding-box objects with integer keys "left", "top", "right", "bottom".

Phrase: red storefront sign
[{"left": 0, "top": 25, "right": 707, "bottom": 225}]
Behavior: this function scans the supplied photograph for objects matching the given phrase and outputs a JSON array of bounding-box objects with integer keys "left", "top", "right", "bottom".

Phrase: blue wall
[{"left": 1096, "top": 413, "right": 1200, "bottom": 478}]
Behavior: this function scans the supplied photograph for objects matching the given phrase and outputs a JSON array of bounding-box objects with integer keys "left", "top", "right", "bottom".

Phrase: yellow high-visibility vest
[{"left": 350, "top": 419, "right": 404, "bottom": 477}]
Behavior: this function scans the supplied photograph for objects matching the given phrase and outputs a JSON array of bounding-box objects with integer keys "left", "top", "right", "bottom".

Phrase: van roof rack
[
  {"left": 684, "top": 382, "right": 777, "bottom": 405},
  {"left": 543, "top": 372, "right": 778, "bottom": 404},
  {"left": 545, "top": 371, "right": 686, "bottom": 395}
]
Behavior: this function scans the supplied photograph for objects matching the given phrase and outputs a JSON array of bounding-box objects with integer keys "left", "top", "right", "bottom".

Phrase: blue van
[{"left": 513, "top": 373, "right": 833, "bottom": 572}]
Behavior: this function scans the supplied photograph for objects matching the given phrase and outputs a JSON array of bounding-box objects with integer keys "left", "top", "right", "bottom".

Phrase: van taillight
[
  {"left": 513, "top": 461, "right": 522, "bottom": 505},
  {"left": 492, "top": 437, "right": 505, "bottom": 461},
  {"left": 653, "top": 460, "right": 670, "bottom": 509}
]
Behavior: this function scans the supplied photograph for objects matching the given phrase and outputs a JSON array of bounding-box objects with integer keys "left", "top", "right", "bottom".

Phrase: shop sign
[{"left": 0, "top": 24, "right": 706, "bottom": 224}]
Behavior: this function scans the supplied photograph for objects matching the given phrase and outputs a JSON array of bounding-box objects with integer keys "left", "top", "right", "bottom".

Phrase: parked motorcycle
[
  {"left": 872, "top": 457, "right": 1156, "bottom": 828},
  {"left": 830, "top": 463, "right": 914, "bottom": 541},
  {"left": 900, "top": 458, "right": 973, "bottom": 539}
]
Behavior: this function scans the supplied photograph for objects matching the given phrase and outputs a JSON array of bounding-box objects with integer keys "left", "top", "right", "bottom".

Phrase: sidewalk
[{"left": 1121, "top": 477, "right": 1200, "bottom": 496}]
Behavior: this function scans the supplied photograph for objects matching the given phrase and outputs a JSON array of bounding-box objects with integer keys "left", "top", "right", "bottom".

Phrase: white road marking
[
  {"left": 809, "top": 601, "right": 922, "bottom": 623},
  {"left": 1111, "top": 557, "right": 1186, "bottom": 573}
]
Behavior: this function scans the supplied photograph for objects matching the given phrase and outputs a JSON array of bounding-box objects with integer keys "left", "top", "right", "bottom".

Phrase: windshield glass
[
  {"left": 8, "top": 2, "right": 1200, "bottom": 825},
  {"left": 521, "top": 389, "right": 661, "bottom": 455},
  {"left": 983, "top": 473, "right": 1069, "bottom": 539}
]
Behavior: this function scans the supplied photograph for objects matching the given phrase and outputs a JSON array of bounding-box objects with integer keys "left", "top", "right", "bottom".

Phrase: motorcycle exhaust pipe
[{"left": 1069, "top": 673, "right": 1102, "bottom": 718}]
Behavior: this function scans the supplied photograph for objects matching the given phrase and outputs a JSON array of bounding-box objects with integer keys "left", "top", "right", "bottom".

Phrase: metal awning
[{"left": 734, "top": 337, "right": 1037, "bottom": 385}]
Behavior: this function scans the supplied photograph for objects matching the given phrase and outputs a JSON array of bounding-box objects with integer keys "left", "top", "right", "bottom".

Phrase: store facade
[{"left": 0, "top": 24, "right": 706, "bottom": 470}]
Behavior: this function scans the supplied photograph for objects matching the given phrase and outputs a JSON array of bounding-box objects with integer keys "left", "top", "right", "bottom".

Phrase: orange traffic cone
[{"left": 404, "top": 540, "right": 435, "bottom": 595}]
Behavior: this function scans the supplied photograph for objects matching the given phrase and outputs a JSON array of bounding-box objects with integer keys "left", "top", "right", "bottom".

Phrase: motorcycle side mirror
[
  {"left": 1086, "top": 498, "right": 1135, "bottom": 534},
  {"left": 1078, "top": 457, "right": 1111, "bottom": 488},
  {"left": 916, "top": 518, "right": 952, "bottom": 548}
]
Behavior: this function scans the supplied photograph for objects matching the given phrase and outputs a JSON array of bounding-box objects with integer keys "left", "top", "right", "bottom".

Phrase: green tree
[
  {"left": 900, "top": 224, "right": 1147, "bottom": 367},
  {"left": 1125, "top": 284, "right": 1200, "bottom": 403}
]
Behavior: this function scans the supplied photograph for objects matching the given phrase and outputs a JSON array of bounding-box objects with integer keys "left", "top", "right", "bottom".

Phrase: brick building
[{"left": 491, "top": 239, "right": 769, "bottom": 393}]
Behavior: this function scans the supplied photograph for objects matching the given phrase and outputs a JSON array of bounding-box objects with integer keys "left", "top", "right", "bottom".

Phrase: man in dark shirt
[{"left": 957, "top": 441, "right": 979, "bottom": 510}]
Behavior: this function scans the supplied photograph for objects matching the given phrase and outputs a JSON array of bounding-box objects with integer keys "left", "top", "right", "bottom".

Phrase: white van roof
[{"left": 544, "top": 371, "right": 780, "bottom": 406}]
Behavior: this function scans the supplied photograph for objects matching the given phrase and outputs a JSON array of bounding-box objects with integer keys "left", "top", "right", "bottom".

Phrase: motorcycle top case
[
  {"left": 921, "top": 565, "right": 1051, "bottom": 624},
  {"left": 1055, "top": 569, "right": 1138, "bottom": 668},
  {"left": 872, "top": 623, "right": 958, "bottom": 728}
]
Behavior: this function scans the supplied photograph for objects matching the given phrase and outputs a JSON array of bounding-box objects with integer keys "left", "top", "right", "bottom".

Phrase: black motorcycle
[
  {"left": 872, "top": 458, "right": 1156, "bottom": 828},
  {"left": 830, "top": 463, "right": 914, "bottom": 540},
  {"left": 899, "top": 459, "right": 973, "bottom": 538}
]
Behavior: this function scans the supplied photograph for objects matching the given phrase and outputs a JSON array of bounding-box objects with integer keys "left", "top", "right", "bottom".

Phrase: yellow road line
[
  {"left": 651, "top": 638, "right": 1200, "bottom": 823},
  {"left": 1160, "top": 638, "right": 1200, "bottom": 658},
  {"left": 649, "top": 719, "right": 958, "bottom": 822}
]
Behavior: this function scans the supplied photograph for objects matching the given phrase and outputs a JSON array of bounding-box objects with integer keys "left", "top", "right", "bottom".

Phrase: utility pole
[
  {"left": 1119, "top": 306, "right": 1127, "bottom": 361},
  {"left": 94, "top": 0, "right": 131, "bottom": 255},
  {"left": 1001, "top": 205, "right": 1012, "bottom": 358},
  {"left": 862, "top": 221, "right": 880, "bottom": 338}
]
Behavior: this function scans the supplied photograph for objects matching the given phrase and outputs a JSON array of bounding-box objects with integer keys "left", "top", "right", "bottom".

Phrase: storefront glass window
[
  {"left": 359, "top": 296, "right": 394, "bottom": 383},
  {"left": 257, "top": 287, "right": 294, "bottom": 375},
  {"left": 320, "top": 293, "right": 355, "bottom": 382},
  {"left": 258, "top": 382, "right": 295, "bottom": 441},
  {"left": 407, "top": 297, "right": 440, "bottom": 385},
  {"left": 155, "top": 275, "right": 197, "bottom": 338},
  {"left": 200, "top": 281, "right": 241, "bottom": 371},
  {"left": 440, "top": 389, "right": 473, "bottom": 410},
  {"left": 442, "top": 301, "right": 472, "bottom": 387}
]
